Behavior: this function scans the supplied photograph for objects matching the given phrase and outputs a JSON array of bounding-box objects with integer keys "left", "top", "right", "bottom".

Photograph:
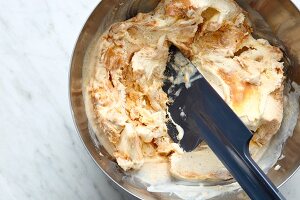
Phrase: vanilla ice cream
[{"left": 83, "top": 0, "right": 284, "bottom": 181}]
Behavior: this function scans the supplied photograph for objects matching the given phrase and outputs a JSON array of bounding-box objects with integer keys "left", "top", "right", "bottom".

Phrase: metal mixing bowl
[{"left": 69, "top": 0, "right": 300, "bottom": 199}]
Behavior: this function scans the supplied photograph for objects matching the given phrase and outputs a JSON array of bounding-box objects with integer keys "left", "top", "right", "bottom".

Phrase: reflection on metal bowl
[{"left": 69, "top": 0, "right": 300, "bottom": 199}]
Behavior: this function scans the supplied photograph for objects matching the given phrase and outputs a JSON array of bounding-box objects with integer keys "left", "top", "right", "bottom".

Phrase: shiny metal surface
[{"left": 69, "top": 0, "right": 300, "bottom": 199}]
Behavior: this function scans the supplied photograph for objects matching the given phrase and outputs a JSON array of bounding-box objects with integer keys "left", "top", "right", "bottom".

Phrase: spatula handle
[
  {"left": 192, "top": 113, "right": 285, "bottom": 199},
  {"left": 240, "top": 147, "right": 286, "bottom": 200},
  {"left": 189, "top": 79, "right": 285, "bottom": 200},
  {"left": 189, "top": 77, "right": 286, "bottom": 200},
  {"left": 192, "top": 111, "right": 285, "bottom": 200}
]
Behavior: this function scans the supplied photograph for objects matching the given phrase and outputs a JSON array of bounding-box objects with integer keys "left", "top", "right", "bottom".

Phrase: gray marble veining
[
  {"left": 0, "top": 0, "right": 299, "bottom": 200},
  {"left": 0, "top": 0, "right": 122, "bottom": 199}
]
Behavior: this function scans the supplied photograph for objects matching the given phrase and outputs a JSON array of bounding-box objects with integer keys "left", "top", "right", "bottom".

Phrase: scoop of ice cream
[
  {"left": 84, "top": 0, "right": 284, "bottom": 182},
  {"left": 191, "top": 26, "right": 284, "bottom": 143}
]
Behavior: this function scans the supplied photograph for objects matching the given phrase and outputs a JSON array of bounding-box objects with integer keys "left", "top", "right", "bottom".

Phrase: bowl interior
[{"left": 69, "top": 0, "right": 300, "bottom": 199}]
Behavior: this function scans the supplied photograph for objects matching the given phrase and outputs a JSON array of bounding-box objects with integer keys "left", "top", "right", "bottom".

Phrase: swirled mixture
[{"left": 84, "top": 0, "right": 284, "bottom": 181}]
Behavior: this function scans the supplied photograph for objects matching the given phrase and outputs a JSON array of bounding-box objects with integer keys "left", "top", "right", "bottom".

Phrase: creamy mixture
[{"left": 84, "top": 0, "right": 284, "bottom": 182}]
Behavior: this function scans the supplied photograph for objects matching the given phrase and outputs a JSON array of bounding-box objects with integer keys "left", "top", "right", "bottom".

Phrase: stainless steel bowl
[{"left": 69, "top": 0, "right": 300, "bottom": 199}]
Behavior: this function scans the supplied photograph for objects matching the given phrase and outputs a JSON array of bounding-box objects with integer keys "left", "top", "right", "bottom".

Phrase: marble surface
[{"left": 0, "top": 0, "right": 299, "bottom": 200}]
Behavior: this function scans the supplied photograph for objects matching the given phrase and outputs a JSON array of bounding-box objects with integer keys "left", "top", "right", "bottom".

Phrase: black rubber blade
[{"left": 163, "top": 46, "right": 285, "bottom": 200}]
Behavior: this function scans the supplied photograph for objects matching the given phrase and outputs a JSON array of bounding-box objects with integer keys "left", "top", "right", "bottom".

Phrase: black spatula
[{"left": 163, "top": 46, "right": 285, "bottom": 200}]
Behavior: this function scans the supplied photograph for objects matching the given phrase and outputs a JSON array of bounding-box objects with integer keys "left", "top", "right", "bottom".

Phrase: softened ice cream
[{"left": 83, "top": 0, "right": 284, "bottom": 181}]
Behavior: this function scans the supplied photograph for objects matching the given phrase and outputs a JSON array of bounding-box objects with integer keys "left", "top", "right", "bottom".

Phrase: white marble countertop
[{"left": 0, "top": 0, "right": 299, "bottom": 199}]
